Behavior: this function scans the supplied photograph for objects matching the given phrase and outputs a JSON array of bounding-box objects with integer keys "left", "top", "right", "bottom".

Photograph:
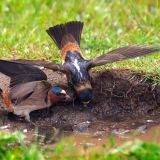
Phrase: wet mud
[{"left": 0, "top": 67, "right": 160, "bottom": 145}]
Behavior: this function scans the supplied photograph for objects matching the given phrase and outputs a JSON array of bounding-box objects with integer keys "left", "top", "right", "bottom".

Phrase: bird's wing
[
  {"left": 10, "top": 81, "right": 51, "bottom": 104},
  {"left": 88, "top": 46, "right": 160, "bottom": 68},
  {"left": 9, "top": 81, "right": 37, "bottom": 104},
  {"left": 0, "top": 60, "right": 47, "bottom": 87},
  {"left": 12, "top": 59, "right": 69, "bottom": 74}
]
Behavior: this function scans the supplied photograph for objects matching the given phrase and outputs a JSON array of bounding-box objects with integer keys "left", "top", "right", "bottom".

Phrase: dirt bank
[{"left": 0, "top": 68, "right": 160, "bottom": 143}]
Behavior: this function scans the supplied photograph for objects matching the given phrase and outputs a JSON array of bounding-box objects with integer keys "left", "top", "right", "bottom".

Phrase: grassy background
[{"left": 0, "top": 0, "right": 160, "bottom": 74}]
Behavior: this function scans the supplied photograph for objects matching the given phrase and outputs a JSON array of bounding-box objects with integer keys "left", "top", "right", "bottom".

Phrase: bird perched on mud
[
  {"left": 0, "top": 60, "right": 70, "bottom": 121},
  {"left": 18, "top": 21, "right": 160, "bottom": 106}
]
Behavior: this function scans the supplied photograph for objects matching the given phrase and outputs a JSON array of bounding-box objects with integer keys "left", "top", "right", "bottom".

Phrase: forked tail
[{"left": 46, "top": 21, "right": 83, "bottom": 49}]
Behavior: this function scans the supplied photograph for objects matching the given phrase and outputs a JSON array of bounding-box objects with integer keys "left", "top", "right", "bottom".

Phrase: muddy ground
[{"left": 0, "top": 68, "right": 160, "bottom": 144}]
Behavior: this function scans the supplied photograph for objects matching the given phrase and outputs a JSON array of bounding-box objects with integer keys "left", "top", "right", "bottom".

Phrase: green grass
[
  {"left": 0, "top": 0, "right": 160, "bottom": 74},
  {"left": 0, "top": 132, "right": 44, "bottom": 160},
  {"left": 0, "top": 131, "right": 160, "bottom": 160}
]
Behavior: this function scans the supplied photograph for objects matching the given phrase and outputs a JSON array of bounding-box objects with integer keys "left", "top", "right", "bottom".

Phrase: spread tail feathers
[{"left": 46, "top": 21, "right": 83, "bottom": 49}]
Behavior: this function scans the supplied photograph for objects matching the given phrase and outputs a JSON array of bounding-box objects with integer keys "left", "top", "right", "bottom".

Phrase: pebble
[
  {"left": 23, "top": 129, "right": 28, "bottom": 133},
  {"left": 85, "top": 143, "right": 96, "bottom": 147},
  {"left": 92, "top": 131, "right": 105, "bottom": 138},
  {"left": 112, "top": 128, "right": 130, "bottom": 137},
  {"left": 137, "top": 125, "right": 147, "bottom": 133},
  {"left": 0, "top": 124, "right": 10, "bottom": 129},
  {"left": 146, "top": 120, "right": 153, "bottom": 123},
  {"left": 72, "top": 121, "right": 91, "bottom": 133},
  {"left": 39, "top": 66, "right": 44, "bottom": 70}
]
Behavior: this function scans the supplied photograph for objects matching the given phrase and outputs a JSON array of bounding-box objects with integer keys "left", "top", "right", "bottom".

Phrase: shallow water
[{"left": 64, "top": 125, "right": 160, "bottom": 149}]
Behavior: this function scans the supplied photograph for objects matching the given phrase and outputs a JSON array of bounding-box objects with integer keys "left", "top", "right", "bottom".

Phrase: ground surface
[{"left": 0, "top": 68, "right": 160, "bottom": 144}]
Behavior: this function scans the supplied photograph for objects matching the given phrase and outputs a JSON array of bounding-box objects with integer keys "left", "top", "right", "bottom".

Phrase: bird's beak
[
  {"left": 82, "top": 101, "right": 90, "bottom": 107},
  {"left": 60, "top": 90, "right": 72, "bottom": 102},
  {"left": 60, "top": 89, "right": 67, "bottom": 95}
]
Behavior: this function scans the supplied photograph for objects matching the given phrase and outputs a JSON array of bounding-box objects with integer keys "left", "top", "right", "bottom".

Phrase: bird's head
[
  {"left": 48, "top": 86, "right": 70, "bottom": 104},
  {"left": 75, "top": 83, "right": 93, "bottom": 106},
  {"left": 79, "top": 88, "right": 93, "bottom": 106}
]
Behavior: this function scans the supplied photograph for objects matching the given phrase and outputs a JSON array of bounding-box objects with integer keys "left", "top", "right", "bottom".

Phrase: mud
[{"left": 0, "top": 67, "right": 160, "bottom": 145}]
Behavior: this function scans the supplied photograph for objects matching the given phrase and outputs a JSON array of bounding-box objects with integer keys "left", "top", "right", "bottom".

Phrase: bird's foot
[{"left": 24, "top": 113, "right": 37, "bottom": 127}]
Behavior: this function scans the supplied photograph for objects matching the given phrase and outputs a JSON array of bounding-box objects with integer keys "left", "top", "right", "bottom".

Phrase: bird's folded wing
[
  {"left": 0, "top": 60, "right": 47, "bottom": 87},
  {"left": 10, "top": 82, "right": 37, "bottom": 104},
  {"left": 88, "top": 46, "right": 160, "bottom": 68},
  {"left": 10, "top": 81, "right": 51, "bottom": 104}
]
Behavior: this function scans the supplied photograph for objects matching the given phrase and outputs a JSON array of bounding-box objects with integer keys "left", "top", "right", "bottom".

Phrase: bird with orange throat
[
  {"left": 18, "top": 21, "right": 160, "bottom": 106},
  {"left": 0, "top": 60, "right": 70, "bottom": 121}
]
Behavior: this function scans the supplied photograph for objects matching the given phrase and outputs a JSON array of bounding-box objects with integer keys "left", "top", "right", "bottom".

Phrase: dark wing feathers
[
  {"left": 89, "top": 46, "right": 160, "bottom": 68},
  {"left": 46, "top": 21, "right": 83, "bottom": 49},
  {"left": 12, "top": 59, "right": 69, "bottom": 74},
  {"left": 0, "top": 60, "right": 47, "bottom": 87}
]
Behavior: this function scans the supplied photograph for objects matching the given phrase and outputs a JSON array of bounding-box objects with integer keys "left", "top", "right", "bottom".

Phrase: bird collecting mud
[
  {"left": 0, "top": 60, "right": 70, "bottom": 121},
  {"left": 14, "top": 21, "right": 160, "bottom": 106}
]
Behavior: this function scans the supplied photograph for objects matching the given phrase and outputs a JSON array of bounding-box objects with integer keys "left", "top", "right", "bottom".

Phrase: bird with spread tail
[
  {"left": 0, "top": 60, "right": 70, "bottom": 121},
  {"left": 17, "top": 21, "right": 160, "bottom": 106}
]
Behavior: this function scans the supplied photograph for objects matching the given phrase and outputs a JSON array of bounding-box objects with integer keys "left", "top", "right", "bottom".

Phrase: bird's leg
[
  {"left": 24, "top": 111, "right": 30, "bottom": 122},
  {"left": 23, "top": 111, "right": 37, "bottom": 126},
  {"left": 46, "top": 107, "right": 49, "bottom": 115},
  {"left": 88, "top": 102, "right": 94, "bottom": 110},
  {"left": 72, "top": 98, "right": 75, "bottom": 110}
]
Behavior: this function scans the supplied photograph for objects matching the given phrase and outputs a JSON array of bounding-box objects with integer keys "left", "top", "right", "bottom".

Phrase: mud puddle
[
  {"left": 64, "top": 120, "right": 160, "bottom": 149},
  {"left": 0, "top": 67, "right": 160, "bottom": 147}
]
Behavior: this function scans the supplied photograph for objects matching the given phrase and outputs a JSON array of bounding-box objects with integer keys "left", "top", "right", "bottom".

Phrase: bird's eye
[{"left": 57, "top": 93, "right": 66, "bottom": 96}]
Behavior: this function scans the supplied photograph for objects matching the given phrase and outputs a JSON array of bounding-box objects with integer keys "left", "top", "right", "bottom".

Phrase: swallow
[
  {"left": 0, "top": 60, "right": 70, "bottom": 121},
  {"left": 15, "top": 21, "right": 160, "bottom": 106}
]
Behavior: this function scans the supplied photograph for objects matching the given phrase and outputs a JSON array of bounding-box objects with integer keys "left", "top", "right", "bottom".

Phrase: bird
[
  {"left": 0, "top": 60, "right": 70, "bottom": 121},
  {"left": 15, "top": 21, "right": 160, "bottom": 106}
]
